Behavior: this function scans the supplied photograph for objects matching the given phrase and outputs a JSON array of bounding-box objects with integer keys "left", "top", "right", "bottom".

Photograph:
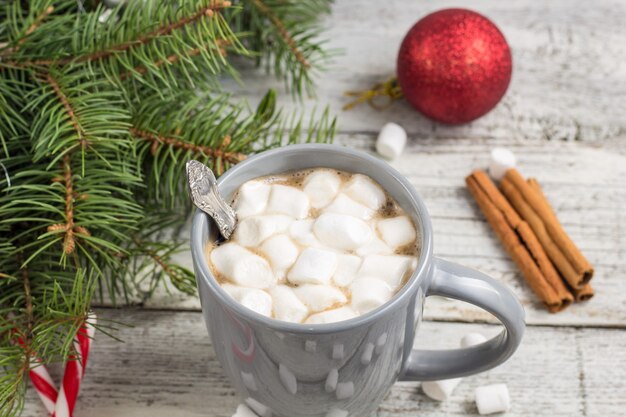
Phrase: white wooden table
[{"left": 24, "top": 1, "right": 626, "bottom": 416}]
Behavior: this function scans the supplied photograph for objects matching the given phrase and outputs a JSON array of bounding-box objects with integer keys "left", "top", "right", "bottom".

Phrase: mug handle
[{"left": 401, "top": 257, "right": 525, "bottom": 381}]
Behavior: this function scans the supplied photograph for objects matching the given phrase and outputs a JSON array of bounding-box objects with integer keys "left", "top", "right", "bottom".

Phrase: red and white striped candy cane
[
  {"left": 28, "top": 357, "right": 58, "bottom": 414},
  {"left": 13, "top": 330, "right": 58, "bottom": 414},
  {"left": 53, "top": 312, "right": 97, "bottom": 417}
]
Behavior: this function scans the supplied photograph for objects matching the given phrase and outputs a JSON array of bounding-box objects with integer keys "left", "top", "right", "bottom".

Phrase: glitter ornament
[{"left": 396, "top": 9, "right": 512, "bottom": 124}]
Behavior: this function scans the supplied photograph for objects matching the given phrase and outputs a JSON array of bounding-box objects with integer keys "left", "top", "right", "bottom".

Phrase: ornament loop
[{"left": 343, "top": 77, "right": 403, "bottom": 111}]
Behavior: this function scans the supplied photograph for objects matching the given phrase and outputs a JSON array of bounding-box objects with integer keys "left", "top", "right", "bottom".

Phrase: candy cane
[
  {"left": 12, "top": 328, "right": 58, "bottom": 414},
  {"left": 28, "top": 358, "right": 59, "bottom": 414},
  {"left": 53, "top": 312, "right": 97, "bottom": 417}
]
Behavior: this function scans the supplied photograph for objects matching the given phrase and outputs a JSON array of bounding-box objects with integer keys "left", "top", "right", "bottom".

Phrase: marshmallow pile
[{"left": 208, "top": 169, "right": 419, "bottom": 324}]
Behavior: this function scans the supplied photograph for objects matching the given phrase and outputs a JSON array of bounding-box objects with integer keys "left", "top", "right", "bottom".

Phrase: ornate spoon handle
[{"left": 186, "top": 160, "right": 237, "bottom": 239}]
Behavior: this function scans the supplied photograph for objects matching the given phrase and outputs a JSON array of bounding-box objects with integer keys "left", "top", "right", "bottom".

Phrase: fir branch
[
  {"left": 0, "top": 2, "right": 337, "bottom": 414},
  {"left": 29, "top": 66, "right": 133, "bottom": 169},
  {"left": 46, "top": 154, "right": 91, "bottom": 255},
  {"left": 130, "top": 128, "right": 246, "bottom": 164},
  {"left": 44, "top": 73, "right": 88, "bottom": 151},
  {"left": 129, "top": 237, "right": 196, "bottom": 297},
  {"left": 249, "top": 0, "right": 311, "bottom": 69},
  {"left": 21, "top": 6, "right": 55, "bottom": 41},
  {"left": 130, "top": 88, "right": 335, "bottom": 210},
  {"left": 18, "top": 258, "right": 33, "bottom": 340},
  {"left": 119, "top": 39, "right": 230, "bottom": 81},
  {"left": 0, "top": 70, "right": 30, "bottom": 158},
  {"left": 231, "top": 0, "right": 334, "bottom": 96},
  {"left": 0, "top": 5, "right": 55, "bottom": 57},
  {"left": 0, "top": 346, "right": 27, "bottom": 417},
  {"left": 69, "top": 1, "right": 233, "bottom": 65},
  {"left": 4, "top": 1, "right": 233, "bottom": 67}
]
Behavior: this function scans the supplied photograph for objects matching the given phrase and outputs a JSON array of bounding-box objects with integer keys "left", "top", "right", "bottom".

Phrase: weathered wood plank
[
  {"left": 224, "top": 0, "right": 626, "bottom": 143},
  {"left": 22, "top": 310, "right": 626, "bottom": 417},
  {"left": 133, "top": 135, "right": 626, "bottom": 327}
]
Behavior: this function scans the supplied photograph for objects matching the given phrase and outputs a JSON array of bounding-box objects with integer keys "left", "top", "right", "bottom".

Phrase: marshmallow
[
  {"left": 234, "top": 180, "right": 272, "bottom": 219},
  {"left": 278, "top": 363, "right": 297, "bottom": 395},
  {"left": 266, "top": 184, "right": 310, "bottom": 219},
  {"left": 376, "top": 122, "right": 407, "bottom": 160},
  {"left": 303, "top": 170, "right": 342, "bottom": 209},
  {"left": 269, "top": 285, "right": 309, "bottom": 323},
  {"left": 422, "top": 332, "right": 490, "bottom": 401},
  {"left": 293, "top": 284, "right": 347, "bottom": 313},
  {"left": 232, "top": 404, "right": 258, "bottom": 417},
  {"left": 332, "top": 254, "right": 362, "bottom": 287},
  {"left": 350, "top": 277, "right": 393, "bottom": 314},
  {"left": 355, "top": 235, "right": 394, "bottom": 256},
  {"left": 313, "top": 213, "right": 372, "bottom": 251},
  {"left": 323, "top": 193, "right": 375, "bottom": 220},
  {"left": 358, "top": 255, "right": 417, "bottom": 289},
  {"left": 288, "top": 248, "right": 338, "bottom": 285},
  {"left": 488, "top": 148, "right": 516, "bottom": 181},
  {"left": 234, "top": 215, "right": 292, "bottom": 247},
  {"left": 260, "top": 234, "right": 299, "bottom": 277},
  {"left": 461, "top": 332, "right": 487, "bottom": 348},
  {"left": 289, "top": 219, "right": 321, "bottom": 247},
  {"left": 222, "top": 284, "right": 273, "bottom": 317},
  {"left": 377, "top": 216, "right": 417, "bottom": 249},
  {"left": 422, "top": 379, "right": 462, "bottom": 402},
  {"left": 475, "top": 383, "right": 510, "bottom": 415},
  {"left": 211, "top": 243, "right": 275, "bottom": 289},
  {"left": 305, "top": 306, "right": 358, "bottom": 324},
  {"left": 343, "top": 174, "right": 386, "bottom": 210}
]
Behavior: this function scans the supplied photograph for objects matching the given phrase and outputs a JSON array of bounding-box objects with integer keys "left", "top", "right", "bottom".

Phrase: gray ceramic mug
[{"left": 191, "top": 144, "right": 525, "bottom": 417}]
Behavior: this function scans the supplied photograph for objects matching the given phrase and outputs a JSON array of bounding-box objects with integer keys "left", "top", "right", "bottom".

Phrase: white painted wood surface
[
  {"left": 21, "top": 310, "right": 626, "bottom": 417},
  {"left": 24, "top": 0, "right": 626, "bottom": 416}
]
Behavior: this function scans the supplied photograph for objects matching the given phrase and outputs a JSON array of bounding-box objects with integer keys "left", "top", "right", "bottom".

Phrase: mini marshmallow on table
[
  {"left": 421, "top": 332, "right": 488, "bottom": 401},
  {"left": 376, "top": 122, "right": 407, "bottom": 160},
  {"left": 488, "top": 148, "right": 516, "bottom": 181},
  {"left": 475, "top": 383, "right": 511, "bottom": 415}
]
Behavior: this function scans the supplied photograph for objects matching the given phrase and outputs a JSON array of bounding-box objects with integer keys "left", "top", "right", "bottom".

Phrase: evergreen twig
[
  {"left": 0, "top": 1, "right": 336, "bottom": 415},
  {"left": 130, "top": 128, "right": 246, "bottom": 164},
  {"left": 249, "top": 0, "right": 311, "bottom": 69}
]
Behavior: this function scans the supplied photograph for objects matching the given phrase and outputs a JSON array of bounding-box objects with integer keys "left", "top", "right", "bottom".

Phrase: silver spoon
[{"left": 186, "top": 160, "right": 237, "bottom": 239}]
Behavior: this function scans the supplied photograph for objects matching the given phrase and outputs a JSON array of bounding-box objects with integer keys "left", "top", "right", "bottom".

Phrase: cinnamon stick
[
  {"left": 499, "top": 178, "right": 574, "bottom": 304},
  {"left": 527, "top": 178, "right": 595, "bottom": 302},
  {"left": 504, "top": 169, "right": 594, "bottom": 289},
  {"left": 571, "top": 283, "right": 595, "bottom": 302},
  {"left": 466, "top": 171, "right": 572, "bottom": 312}
]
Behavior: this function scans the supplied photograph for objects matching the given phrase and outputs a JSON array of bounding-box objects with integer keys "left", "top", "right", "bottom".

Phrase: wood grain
[{"left": 21, "top": 309, "right": 626, "bottom": 417}]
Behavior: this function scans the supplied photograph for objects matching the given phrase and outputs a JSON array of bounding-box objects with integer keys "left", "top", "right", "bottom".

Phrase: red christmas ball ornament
[{"left": 396, "top": 9, "right": 512, "bottom": 124}]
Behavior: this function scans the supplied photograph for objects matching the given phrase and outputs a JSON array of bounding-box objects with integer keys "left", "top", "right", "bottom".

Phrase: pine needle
[{"left": 0, "top": 1, "right": 336, "bottom": 415}]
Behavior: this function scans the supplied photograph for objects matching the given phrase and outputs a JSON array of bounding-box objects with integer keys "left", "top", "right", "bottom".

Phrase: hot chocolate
[{"left": 205, "top": 168, "right": 419, "bottom": 324}]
